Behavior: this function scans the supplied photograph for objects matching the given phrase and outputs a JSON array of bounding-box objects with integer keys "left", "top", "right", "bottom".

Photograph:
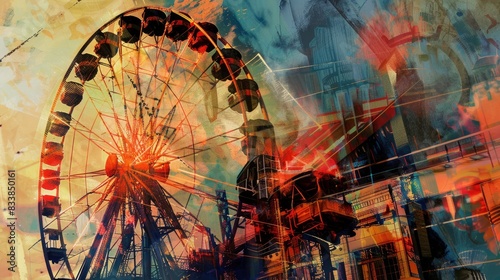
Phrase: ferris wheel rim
[{"left": 37, "top": 5, "right": 271, "bottom": 280}]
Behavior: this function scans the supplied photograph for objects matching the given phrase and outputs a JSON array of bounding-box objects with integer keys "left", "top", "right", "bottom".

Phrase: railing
[{"left": 340, "top": 127, "right": 499, "bottom": 185}]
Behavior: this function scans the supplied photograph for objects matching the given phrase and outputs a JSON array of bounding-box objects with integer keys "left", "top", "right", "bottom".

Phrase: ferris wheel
[{"left": 38, "top": 6, "right": 273, "bottom": 279}]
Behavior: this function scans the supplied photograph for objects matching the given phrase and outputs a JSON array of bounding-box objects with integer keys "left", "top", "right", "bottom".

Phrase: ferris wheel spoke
[
  {"left": 140, "top": 41, "right": 169, "bottom": 98},
  {"left": 128, "top": 41, "right": 175, "bottom": 144},
  {"left": 99, "top": 101, "right": 132, "bottom": 155},
  {"left": 68, "top": 96, "right": 126, "bottom": 154},
  {"left": 130, "top": 51, "right": 150, "bottom": 148},
  {"left": 130, "top": 172, "right": 188, "bottom": 241},
  {"left": 62, "top": 178, "right": 120, "bottom": 267},
  {"left": 117, "top": 41, "right": 136, "bottom": 145},
  {"left": 61, "top": 169, "right": 106, "bottom": 180},
  {"left": 102, "top": 58, "right": 146, "bottom": 155},
  {"left": 108, "top": 216, "right": 137, "bottom": 278},
  {"left": 114, "top": 61, "right": 155, "bottom": 153},
  {"left": 141, "top": 82, "right": 177, "bottom": 146},
  {"left": 138, "top": 46, "right": 191, "bottom": 153},
  {"left": 42, "top": 176, "right": 115, "bottom": 234},
  {"left": 149, "top": 106, "right": 178, "bottom": 158},
  {"left": 89, "top": 209, "right": 121, "bottom": 279},
  {"left": 125, "top": 176, "right": 178, "bottom": 279},
  {"left": 158, "top": 80, "right": 228, "bottom": 148},
  {"left": 135, "top": 58, "right": 216, "bottom": 162},
  {"left": 55, "top": 111, "right": 120, "bottom": 155},
  {"left": 157, "top": 174, "right": 242, "bottom": 212},
  {"left": 170, "top": 169, "right": 240, "bottom": 197},
  {"left": 149, "top": 116, "right": 194, "bottom": 159},
  {"left": 123, "top": 168, "right": 206, "bottom": 206},
  {"left": 142, "top": 56, "right": 211, "bottom": 125},
  {"left": 63, "top": 197, "right": 129, "bottom": 266},
  {"left": 180, "top": 61, "right": 216, "bottom": 102},
  {"left": 141, "top": 91, "right": 173, "bottom": 151},
  {"left": 76, "top": 183, "right": 125, "bottom": 280},
  {"left": 152, "top": 127, "right": 243, "bottom": 164},
  {"left": 170, "top": 61, "right": 208, "bottom": 101},
  {"left": 163, "top": 64, "right": 212, "bottom": 110},
  {"left": 153, "top": 86, "right": 198, "bottom": 158}
]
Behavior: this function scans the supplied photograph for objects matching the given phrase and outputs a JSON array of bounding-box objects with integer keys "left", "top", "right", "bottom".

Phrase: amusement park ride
[{"left": 38, "top": 6, "right": 358, "bottom": 280}]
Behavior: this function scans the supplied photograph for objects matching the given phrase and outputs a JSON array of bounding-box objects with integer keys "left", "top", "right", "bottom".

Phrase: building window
[{"left": 355, "top": 243, "right": 401, "bottom": 280}]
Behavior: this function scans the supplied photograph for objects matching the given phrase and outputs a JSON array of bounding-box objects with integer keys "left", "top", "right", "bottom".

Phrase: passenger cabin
[
  {"left": 49, "top": 112, "right": 71, "bottom": 137},
  {"left": 239, "top": 119, "right": 275, "bottom": 158},
  {"left": 188, "top": 22, "right": 218, "bottom": 53},
  {"left": 44, "top": 229, "right": 66, "bottom": 264},
  {"left": 94, "top": 32, "right": 119, "bottom": 58},
  {"left": 60, "top": 81, "right": 84, "bottom": 107},
  {"left": 228, "top": 79, "right": 260, "bottom": 113},
  {"left": 41, "top": 195, "right": 61, "bottom": 218},
  {"left": 74, "top": 53, "right": 99, "bottom": 81},
  {"left": 166, "top": 11, "right": 191, "bottom": 42},
  {"left": 142, "top": 9, "right": 167, "bottom": 36},
  {"left": 42, "top": 142, "right": 64, "bottom": 166},
  {"left": 279, "top": 170, "right": 349, "bottom": 208},
  {"left": 278, "top": 170, "right": 357, "bottom": 244},
  {"left": 41, "top": 169, "right": 60, "bottom": 191},
  {"left": 211, "top": 48, "right": 242, "bottom": 81},
  {"left": 119, "top": 16, "right": 142, "bottom": 43}
]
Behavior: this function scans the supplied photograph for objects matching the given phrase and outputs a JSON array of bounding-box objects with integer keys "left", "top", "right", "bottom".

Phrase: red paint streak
[
  {"left": 355, "top": 6, "right": 423, "bottom": 72},
  {"left": 282, "top": 121, "right": 341, "bottom": 174}
]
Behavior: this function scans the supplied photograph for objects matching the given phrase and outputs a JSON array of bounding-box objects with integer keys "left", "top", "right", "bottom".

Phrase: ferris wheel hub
[
  {"left": 105, "top": 153, "right": 118, "bottom": 177},
  {"left": 105, "top": 153, "right": 143, "bottom": 176},
  {"left": 105, "top": 153, "right": 169, "bottom": 180}
]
